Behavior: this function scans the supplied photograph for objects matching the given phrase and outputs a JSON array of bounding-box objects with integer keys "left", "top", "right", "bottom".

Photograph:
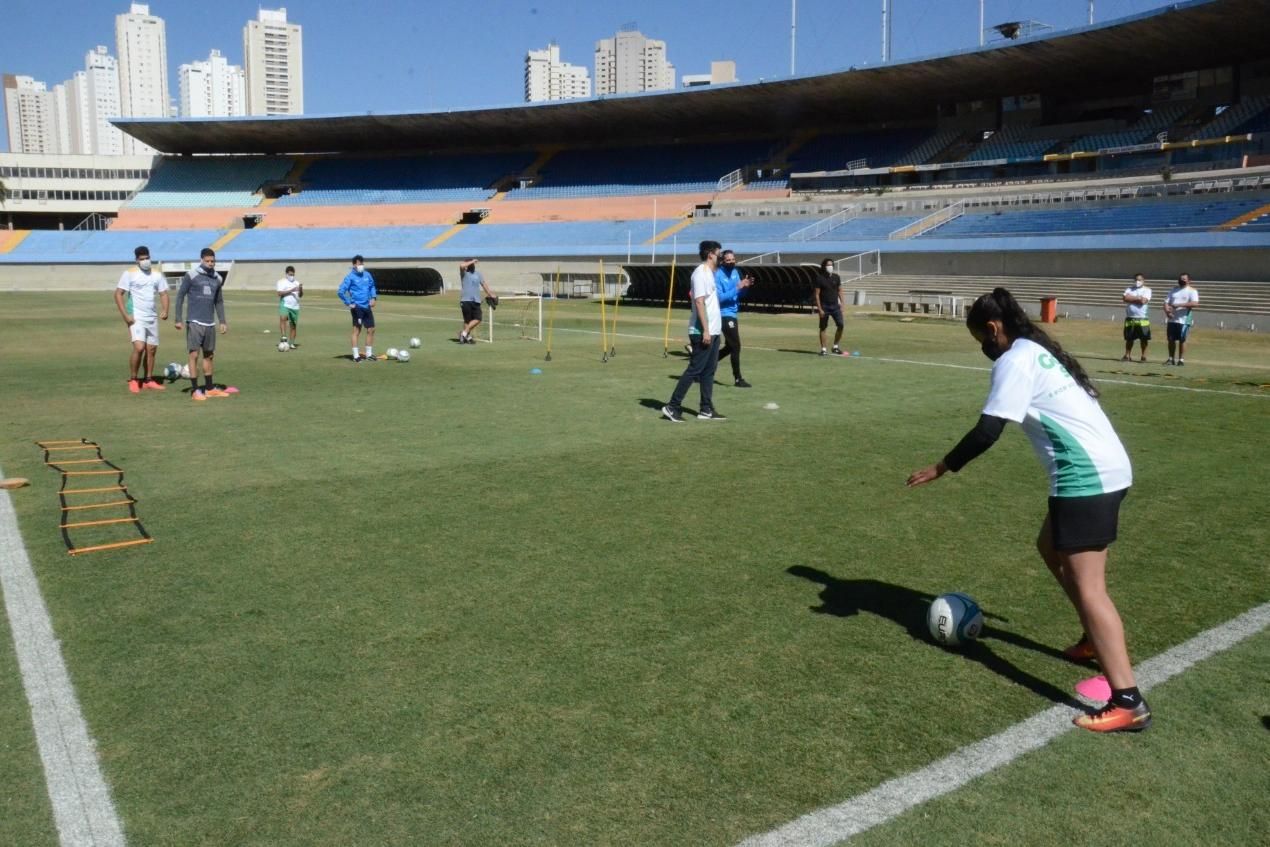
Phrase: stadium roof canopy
[{"left": 116, "top": 0, "right": 1270, "bottom": 156}]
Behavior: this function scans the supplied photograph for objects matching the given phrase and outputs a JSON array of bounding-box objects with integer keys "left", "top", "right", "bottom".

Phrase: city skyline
[{"left": 2, "top": 0, "right": 1180, "bottom": 152}]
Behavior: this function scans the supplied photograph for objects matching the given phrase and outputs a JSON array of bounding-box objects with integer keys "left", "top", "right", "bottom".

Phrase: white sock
[
  {"left": 352, "top": 347, "right": 359, "bottom": 359},
  {"left": 365, "top": 347, "right": 373, "bottom": 357}
]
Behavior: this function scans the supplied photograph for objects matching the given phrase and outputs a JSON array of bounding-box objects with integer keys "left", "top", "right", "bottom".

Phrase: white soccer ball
[
  {"left": 409, "top": 337, "right": 421, "bottom": 348},
  {"left": 179, "top": 364, "right": 191, "bottom": 379},
  {"left": 927, "top": 592, "right": 984, "bottom": 647},
  {"left": 277, "top": 340, "right": 290, "bottom": 352},
  {"left": 397, "top": 349, "right": 411, "bottom": 363},
  {"left": 164, "top": 362, "right": 181, "bottom": 380},
  {"left": 386, "top": 347, "right": 399, "bottom": 359}
]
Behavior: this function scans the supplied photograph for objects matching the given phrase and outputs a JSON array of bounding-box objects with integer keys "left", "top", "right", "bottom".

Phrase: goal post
[{"left": 486, "top": 294, "right": 544, "bottom": 343}]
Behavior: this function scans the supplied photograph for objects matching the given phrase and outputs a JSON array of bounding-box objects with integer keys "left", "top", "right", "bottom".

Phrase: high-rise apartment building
[
  {"left": 244, "top": 8, "right": 304, "bottom": 115},
  {"left": 682, "top": 61, "right": 738, "bottom": 88},
  {"left": 525, "top": 43, "right": 592, "bottom": 103},
  {"left": 82, "top": 46, "right": 125, "bottom": 155},
  {"left": 179, "top": 50, "right": 247, "bottom": 117},
  {"left": 3, "top": 75, "right": 59, "bottom": 154},
  {"left": 115, "top": 3, "right": 169, "bottom": 154},
  {"left": 594, "top": 28, "right": 675, "bottom": 95}
]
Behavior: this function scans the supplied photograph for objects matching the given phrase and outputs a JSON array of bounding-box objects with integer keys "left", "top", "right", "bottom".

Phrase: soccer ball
[
  {"left": 409, "top": 337, "right": 421, "bottom": 348},
  {"left": 927, "top": 592, "right": 984, "bottom": 646},
  {"left": 386, "top": 347, "right": 399, "bottom": 359},
  {"left": 277, "top": 340, "right": 290, "bottom": 352},
  {"left": 397, "top": 349, "right": 411, "bottom": 363},
  {"left": 164, "top": 362, "right": 181, "bottom": 381},
  {"left": 179, "top": 364, "right": 191, "bottom": 379}
]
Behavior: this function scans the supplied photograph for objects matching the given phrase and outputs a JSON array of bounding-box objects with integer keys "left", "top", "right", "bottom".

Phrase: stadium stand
[
  {"left": 508, "top": 141, "right": 771, "bottom": 199},
  {"left": 228, "top": 226, "right": 452, "bottom": 260},
  {"left": 1192, "top": 95, "right": 1270, "bottom": 139},
  {"left": 962, "top": 126, "right": 1060, "bottom": 162},
  {"left": 273, "top": 152, "right": 536, "bottom": 206},
  {"left": 444, "top": 220, "right": 656, "bottom": 251},
  {"left": 782, "top": 129, "right": 931, "bottom": 172},
  {"left": 126, "top": 157, "right": 293, "bottom": 208},
  {"left": 1, "top": 229, "right": 223, "bottom": 262},
  {"left": 919, "top": 197, "right": 1264, "bottom": 238}
]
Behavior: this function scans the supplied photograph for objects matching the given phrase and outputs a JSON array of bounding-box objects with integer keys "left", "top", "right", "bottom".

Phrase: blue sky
[{"left": 2, "top": 0, "right": 1179, "bottom": 151}]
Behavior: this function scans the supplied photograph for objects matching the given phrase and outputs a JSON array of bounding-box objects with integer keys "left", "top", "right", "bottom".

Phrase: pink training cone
[
  {"left": 224, "top": 386, "right": 240, "bottom": 394},
  {"left": 1075, "top": 675, "right": 1112, "bottom": 701}
]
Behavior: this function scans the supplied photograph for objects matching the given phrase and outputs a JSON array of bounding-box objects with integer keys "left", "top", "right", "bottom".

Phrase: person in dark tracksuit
[{"left": 715, "top": 249, "right": 754, "bottom": 388}]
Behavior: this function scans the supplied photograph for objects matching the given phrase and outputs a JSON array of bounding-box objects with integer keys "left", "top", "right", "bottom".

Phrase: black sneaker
[
  {"left": 1176, "top": 359, "right": 1185, "bottom": 366},
  {"left": 819, "top": 348, "right": 828, "bottom": 357},
  {"left": 832, "top": 346, "right": 843, "bottom": 355},
  {"left": 734, "top": 378, "right": 752, "bottom": 388},
  {"left": 697, "top": 409, "right": 727, "bottom": 421},
  {"left": 661, "top": 405, "right": 684, "bottom": 423},
  {"left": 1164, "top": 358, "right": 1174, "bottom": 365},
  {"left": 363, "top": 354, "right": 377, "bottom": 362}
]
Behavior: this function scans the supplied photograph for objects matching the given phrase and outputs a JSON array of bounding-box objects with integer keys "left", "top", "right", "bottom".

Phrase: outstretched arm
[{"left": 907, "top": 414, "right": 1008, "bottom": 487}]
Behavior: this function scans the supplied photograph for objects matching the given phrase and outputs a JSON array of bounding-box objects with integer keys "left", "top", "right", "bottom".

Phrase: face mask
[
  {"left": 138, "top": 259, "right": 151, "bottom": 271},
  {"left": 980, "top": 337, "right": 1005, "bottom": 361},
  {"left": 1133, "top": 279, "right": 1143, "bottom": 288},
  {"left": 722, "top": 262, "right": 735, "bottom": 271},
  {"left": 355, "top": 265, "right": 364, "bottom": 273},
  {"left": 286, "top": 275, "right": 295, "bottom": 282},
  {"left": 824, "top": 266, "right": 833, "bottom": 274}
]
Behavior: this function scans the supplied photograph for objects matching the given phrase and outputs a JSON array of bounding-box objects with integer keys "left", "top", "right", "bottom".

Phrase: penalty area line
[
  {"left": 0, "top": 465, "right": 126, "bottom": 846},
  {"left": 734, "top": 601, "right": 1270, "bottom": 847}
]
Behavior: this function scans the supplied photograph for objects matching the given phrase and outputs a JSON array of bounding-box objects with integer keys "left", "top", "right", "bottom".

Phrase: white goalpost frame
[{"left": 486, "top": 294, "right": 544, "bottom": 343}]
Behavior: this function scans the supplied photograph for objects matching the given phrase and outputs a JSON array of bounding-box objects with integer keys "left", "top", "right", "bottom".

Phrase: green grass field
[{"left": 1, "top": 290, "right": 1267, "bottom": 846}]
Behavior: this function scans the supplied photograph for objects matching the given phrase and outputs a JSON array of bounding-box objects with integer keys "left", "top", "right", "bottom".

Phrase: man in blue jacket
[
  {"left": 338, "top": 255, "right": 378, "bottom": 361},
  {"left": 716, "top": 249, "right": 754, "bottom": 387}
]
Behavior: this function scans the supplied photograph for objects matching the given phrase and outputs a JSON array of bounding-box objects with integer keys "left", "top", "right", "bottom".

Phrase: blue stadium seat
[
  {"left": 127, "top": 157, "right": 293, "bottom": 208},
  {"left": 0, "top": 229, "right": 225, "bottom": 263},
  {"left": 919, "top": 199, "right": 1262, "bottom": 238},
  {"left": 274, "top": 152, "right": 536, "bottom": 206}
]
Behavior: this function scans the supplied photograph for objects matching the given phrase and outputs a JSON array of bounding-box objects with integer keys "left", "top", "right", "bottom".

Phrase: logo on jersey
[{"left": 1038, "top": 353, "right": 1071, "bottom": 378}]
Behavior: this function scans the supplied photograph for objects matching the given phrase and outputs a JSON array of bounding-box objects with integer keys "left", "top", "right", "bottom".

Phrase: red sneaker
[
  {"left": 128, "top": 380, "right": 141, "bottom": 394},
  {"left": 143, "top": 379, "right": 166, "bottom": 391},
  {"left": 1073, "top": 701, "right": 1151, "bottom": 733}
]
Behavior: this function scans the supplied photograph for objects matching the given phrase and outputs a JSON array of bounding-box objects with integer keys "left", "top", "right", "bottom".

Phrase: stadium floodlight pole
[
  {"left": 1088, "top": 1, "right": 1095, "bottom": 25},
  {"left": 790, "top": 0, "right": 796, "bottom": 75},
  {"left": 979, "top": 0, "right": 985, "bottom": 46},
  {"left": 881, "top": 0, "right": 892, "bottom": 63},
  {"left": 545, "top": 265, "right": 560, "bottom": 362},
  {"left": 598, "top": 259, "right": 609, "bottom": 362},
  {"left": 662, "top": 252, "right": 678, "bottom": 357}
]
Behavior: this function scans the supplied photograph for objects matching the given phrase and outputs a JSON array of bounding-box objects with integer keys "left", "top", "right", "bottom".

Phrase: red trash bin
[{"left": 1039, "top": 296, "right": 1058, "bottom": 323}]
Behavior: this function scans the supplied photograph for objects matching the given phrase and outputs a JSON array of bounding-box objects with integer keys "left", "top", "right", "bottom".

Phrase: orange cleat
[
  {"left": 143, "top": 379, "right": 166, "bottom": 391},
  {"left": 1062, "top": 637, "right": 1097, "bottom": 663},
  {"left": 192, "top": 389, "right": 207, "bottom": 402},
  {"left": 205, "top": 388, "right": 231, "bottom": 398},
  {"left": 128, "top": 380, "right": 142, "bottom": 394},
  {"left": 1073, "top": 701, "right": 1151, "bottom": 733}
]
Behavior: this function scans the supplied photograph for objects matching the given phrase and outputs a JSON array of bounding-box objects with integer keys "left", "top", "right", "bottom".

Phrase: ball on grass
[
  {"left": 277, "top": 340, "right": 290, "bottom": 352},
  {"left": 409, "top": 337, "right": 421, "bottom": 348},
  {"left": 927, "top": 592, "right": 984, "bottom": 646},
  {"left": 397, "top": 349, "right": 411, "bottom": 363}
]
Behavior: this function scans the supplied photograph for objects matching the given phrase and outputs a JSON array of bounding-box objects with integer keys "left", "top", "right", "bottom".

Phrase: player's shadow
[
  {"left": 638, "top": 398, "right": 701, "bottom": 416},
  {"left": 787, "top": 565, "right": 1080, "bottom": 706}
]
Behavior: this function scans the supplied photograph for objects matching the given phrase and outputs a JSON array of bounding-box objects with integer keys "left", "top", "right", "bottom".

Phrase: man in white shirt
[
  {"left": 1120, "top": 274, "right": 1152, "bottom": 362},
  {"left": 1163, "top": 273, "right": 1199, "bottom": 366},
  {"left": 662, "top": 240, "right": 725, "bottom": 422},
  {"left": 113, "top": 245, "right": 169, "bottom": 393},
  {"left": 276, "top": 265, "right": 303, "bottom": 348}
]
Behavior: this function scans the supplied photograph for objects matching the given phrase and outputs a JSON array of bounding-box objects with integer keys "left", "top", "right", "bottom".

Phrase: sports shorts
[
  {"left": 187, "top": 322, "right": 217, "bottom": 354},
  {"left": 1122, "top": 319, "right": 1151, "bottom": 342},
  {"left": 279, "top": 304, "right": 300, "bottom": 324},
  {"left": 1048, "top": 488, "right": 1128, "bottom": 551},
  {"left": 1166, "top": 322, "right": 1191, "bottom": 342},
  {"left": 819, "top": 305, "right": 844, "bottom": 330},
  {"left": 129, "top": 320, "right": 159, "bottom": 345},
  {"left": 461, "top": 300, "right": 482, "bottom": 323},
  {"left": 350, "top": 305, "right": 375, "bottom": 328}
]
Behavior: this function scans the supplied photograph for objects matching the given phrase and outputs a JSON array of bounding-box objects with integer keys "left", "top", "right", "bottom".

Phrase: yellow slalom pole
[
  {"left": 605, "top": 258, "right": 620, "bottom": 357},
  {"left": 544, "top": 265, "right": 560, "bottom": 362},
  {"left": 598, "top": 259, "right": 609, "bottom": 362},
  {"left": 661, "top": 252, "right": 678, "bottom": 357}
]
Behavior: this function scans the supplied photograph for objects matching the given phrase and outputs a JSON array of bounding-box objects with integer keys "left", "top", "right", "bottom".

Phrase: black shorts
[
  {"left": 1166, "top": 322, "right": 1190, "bottom": 342},
  {"left": 461, "top": 301, "right": 482, "bottom": 322},
  {"left": 1049, "top": 488, "right": 1128, "bottom": 551},
  {"left": 819, "top": 305, "right": 844, "bottom": 330},
  {"left": 350, "top": 305, "right": 375, "bottom": 328},
  {"left": 1123, "top": 321, "right": 1151, "bottom": 342}
]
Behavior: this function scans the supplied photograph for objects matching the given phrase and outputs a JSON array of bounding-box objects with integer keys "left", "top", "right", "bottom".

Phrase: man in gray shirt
[
  {"left": 457, "top": 259, "right": 496, "bottom": 344},
  {"left": 174, "top": 248, "right": 229, "bottom": 400}
]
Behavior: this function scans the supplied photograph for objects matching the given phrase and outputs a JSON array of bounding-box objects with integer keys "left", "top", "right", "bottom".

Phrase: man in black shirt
[{"left": 813, "top": 258, "right": 846, "bottom": 356}]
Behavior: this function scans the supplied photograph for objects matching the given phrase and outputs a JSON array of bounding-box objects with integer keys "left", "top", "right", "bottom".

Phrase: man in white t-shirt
[
  {"left": 276, "top": 265, "right": 303, "bottom": 347},
  {"left": 662, "top": 240, "right": 725, "bottom": 422},
  {"left": 1120, "top": 274, "right": 1152, "bottom": 363},
  {"left": 113, "top": 245, "right": 170, "bottom": 394},
  {"left": 1163, "top": 273, "right": 1199, "bottom": 366}
]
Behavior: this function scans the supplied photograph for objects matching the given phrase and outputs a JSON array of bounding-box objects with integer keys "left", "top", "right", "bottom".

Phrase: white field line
[
  {"left": 735, "top": 601, "right": 1270, "bottom": 847},
  {"left": 0, "top": 467, "right": 127, "bottom": 846}
]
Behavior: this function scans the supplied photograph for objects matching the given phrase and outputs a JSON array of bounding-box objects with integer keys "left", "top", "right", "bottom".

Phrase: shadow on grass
[
  {"left": 787, "top": 565, "right": 1081, "bottom": 706},
  {"left": 639, "top": 398, "right": 701, "bottom": 417}
]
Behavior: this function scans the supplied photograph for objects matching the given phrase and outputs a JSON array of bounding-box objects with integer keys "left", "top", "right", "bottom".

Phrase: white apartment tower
[
  {"left": 82, "top": 46, "right": 125, "bottom": 155},
  {"left": 115, "top": 3, "right": 170, "bottom": 154},
  {"left": 525, "top": 43, "right": 592, "bottom": 103},
  {"left": 244, "top": 8, "right": 304, "bottom": 115},
  {"left": 594, "top": 28, "right": 675, "bottom": 95},
  {"left": 180, "top": 50, "right": 247, "bottom": 117},
  {"left": 3, "top": 75, "right": 59, "bottom": 154}
]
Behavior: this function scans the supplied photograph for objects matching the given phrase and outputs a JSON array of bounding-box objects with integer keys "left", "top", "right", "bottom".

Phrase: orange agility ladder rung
[
  {"left": 68, "top": 538, "right": 154, "bottom": 556},
  {"left": 59, "top": 516, "right": 139, "bottom": 529},
  {"left": 37, "top": 440, "right": 95, "bottom": 447},
  {"left": 60, "top": 500, "right": 134, "bottom": 512},
  {"left": 62, "top": 470, "right": 123, "bottom": 477},
  {"left": 46, "top": 459, "right": 110, "bottom": 466},
  {"left": 42, "top": 445, "right": 100, "bottom": 452},
  {"left": 61, "top": 486, "right": 128, "bottom": 495}
]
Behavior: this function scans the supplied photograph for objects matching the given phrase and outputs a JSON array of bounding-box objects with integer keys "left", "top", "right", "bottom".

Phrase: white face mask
[
  {"left": 1133, "top": 279, "right": 1143, "bottom": 288},
  {"left": 286, "top": 275, "right": 295, "bottom": 282},
  {"left": 354, "top": 265, "right": 364, "bottom": 273},
  {"left": 138, "top": 259, "right": 151, "bottom": 271}
]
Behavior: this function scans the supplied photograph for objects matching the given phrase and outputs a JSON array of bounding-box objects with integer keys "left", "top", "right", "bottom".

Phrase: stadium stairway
[
  {"left": 0, "top": 230, "right": 31, "bottom": 254},
  {"left": 648, "top": 216, "right": 695, "bottom": 245},
  {"left": 1218, "top": 201, "right": 1270, "bottom": 230},
  {"left": 425, "top": 223, "right": 468, "bottom": 250}
]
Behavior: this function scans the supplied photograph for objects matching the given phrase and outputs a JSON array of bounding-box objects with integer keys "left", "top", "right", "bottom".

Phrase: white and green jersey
[{"left": 982, "top": 338, "right": 1131, "bottom": 497}]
